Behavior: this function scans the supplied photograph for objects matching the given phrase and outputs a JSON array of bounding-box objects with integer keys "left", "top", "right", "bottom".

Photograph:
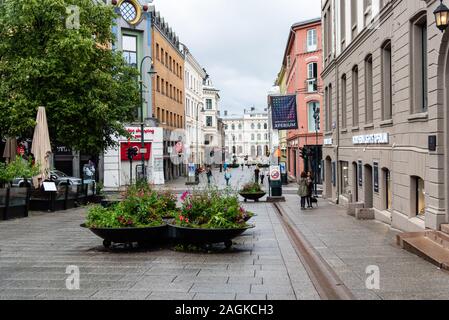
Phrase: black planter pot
[
  {"left": 168, "top": 224, "right": 254, "bottom": 248},
  {"left": 239, "top": 192, "right": 266, "bottom": 202},
  {"left": 81, "top": 223, "right": 168, "bottom": 248}
]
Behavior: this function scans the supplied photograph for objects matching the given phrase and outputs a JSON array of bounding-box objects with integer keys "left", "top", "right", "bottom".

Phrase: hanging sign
[{"left": 270, "top": 94, "right": 298, "bottom": 130}]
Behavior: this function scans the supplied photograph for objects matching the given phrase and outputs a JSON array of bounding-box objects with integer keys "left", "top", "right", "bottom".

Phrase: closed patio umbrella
[
  {"left": 2, "top": 137, "right": 17, "bottom": 163},
  {"left": 31, "top": 107, "right": 52, "bottom": 187}
]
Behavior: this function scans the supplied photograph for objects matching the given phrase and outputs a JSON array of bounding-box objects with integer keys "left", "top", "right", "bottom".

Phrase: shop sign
[
  {"left": 324, "top": 138, "right": 333, "bottom": 146},
  {"left": 352, "top": 133, "right": 389, "bottom": 145},
  {"left": 125, "top": 127, "right": 156, "bottom": 141},
  {"left": 188, "top": 163, "right": 196, "bottom": 177}
]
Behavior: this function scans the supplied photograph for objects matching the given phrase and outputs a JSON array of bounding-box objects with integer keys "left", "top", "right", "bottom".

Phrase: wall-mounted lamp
[{"left": 434, "top": 0, "right": 449, "bottom": 32}]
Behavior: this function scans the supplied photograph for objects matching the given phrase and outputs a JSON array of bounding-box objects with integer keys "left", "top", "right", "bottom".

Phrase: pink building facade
[{"left": 282, "top": 18, "right": 323, "bottom": 181}]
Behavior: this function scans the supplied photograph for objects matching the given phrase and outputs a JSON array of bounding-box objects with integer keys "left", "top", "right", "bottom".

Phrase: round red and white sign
[{"left": 270, "top": 166, "right": 281, "bottom": 181}]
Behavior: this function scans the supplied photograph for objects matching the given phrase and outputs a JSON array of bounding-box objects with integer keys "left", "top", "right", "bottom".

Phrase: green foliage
[
  {"left": 85, "top": 184, "right": 177, "bottom": 228},
  {"left": 240, "top": 182, "right": 264, "bottom": 194},
  {"left": 175, "top": 189, "right": 254, "bottom": 229},
  {"left": 0, "top": 0, "right": 139, "bottom": 154},
  {"left": 0, "top": 156, "right": 40, "bottom": 184}
]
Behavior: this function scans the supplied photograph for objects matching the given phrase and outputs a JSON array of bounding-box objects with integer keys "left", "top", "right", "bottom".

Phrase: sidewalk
[
  {"left": 279, "top": 196, "right": 449, "bottom": 300},
  {"left": 0, "top": 202, "right": 319, "bottom": 300}
]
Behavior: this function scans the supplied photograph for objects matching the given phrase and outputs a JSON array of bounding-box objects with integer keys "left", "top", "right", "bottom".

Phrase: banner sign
[{"left": 270, "top": 95, "right": 298, "bottom": 130}]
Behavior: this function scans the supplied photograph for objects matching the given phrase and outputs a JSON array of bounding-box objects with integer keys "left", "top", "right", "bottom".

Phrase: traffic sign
[{"left": 270, "top": 165, "right": 281, "bottom": 181}]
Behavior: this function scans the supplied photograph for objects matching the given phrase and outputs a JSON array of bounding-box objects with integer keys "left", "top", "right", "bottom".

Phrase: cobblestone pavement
[
  {"left": 280, "top": 196, "right": 449, "bottom": 300},
  {"left": 0, "top": 202, "right": 319, "bottom": 300}
]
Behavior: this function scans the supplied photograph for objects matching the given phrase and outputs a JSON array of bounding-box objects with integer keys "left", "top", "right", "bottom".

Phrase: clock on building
[{"left": 118, "top": 0, "right": 142, "bottom": 25}]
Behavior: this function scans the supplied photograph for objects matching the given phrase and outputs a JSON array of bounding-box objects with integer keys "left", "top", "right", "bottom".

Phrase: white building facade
[
  {"left": 202, "top": 79, "right": 222, "bottom": 161},
  {"left": 183, "top": 45, "right": 206, "bottom": 166},
  {"left": 223, "top": 108, "right": 270, "bottom": 163}
]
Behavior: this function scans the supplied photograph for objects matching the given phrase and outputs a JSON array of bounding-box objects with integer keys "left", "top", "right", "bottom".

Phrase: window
[
  {"left": 257, "top": 134, "right": 261, "bottom": 141},
  {"left": 307, "top": 29, "right": 317, "bottom": 52},
  {"left": 351, "top": 0, "right": 358, "bottom": 39},
  {"left": 156, "top": 43, "right": 160, "bottom": 60},
  {"left": 308, "top": 101, "right": 320, "bottom": 132},
  {"left": 340, "top": 0, "right": 346, "bottom": 50},
  {"left": 307, "top": 62, "right": 318, "bottom": 92},
  {"left": 341, "top": 161, "right": 350, "bottom": 196},
  {"left": 258, "top": 123, "right": 261, "bottom": 130},
  {"left": 156, "top": 76, "right": 160, "bottom": 92},
  {"left": 352, "top": 66, "right": 359, "bottom": 126},
  {"left": 341, "top": 74, "right": 347, "bottom": 129},
  {"left": 364, "top": 0, "right": 372, "bottom": 26},
  {"left": 239, "top": 124, "right": 242, "bottom": 130},
  {"left": 122, "top": 35, "right": 137, "bottom": 67},
  {"left": 251, "top": 134, "right": 255, "bottom": 141},
  {"left": 382, "top": 41, "right": 393, "bottom": 120},
  {"left": 206, "top": 116, "right": 213, "bottom": 127},
  {"left": 161, "top": 48, "right": 164, "bottom": 64},
  {"left": 411, "top": 13, "right": 428, "bottom": 113},
  {"left": 231, "top": 124, "right": 235, "bottom": 130},
  {"left": 328, "top": 84, "right": 333, "bottom": 131},
  {"left": 365, "top": 55, "right": 373, "bottom": 124},
  {"left": 264, "top": 123, "right": 268, "bottom": 130},
  {"left": 324, "top": 86, "right": 329, "bottom": 131},
  {"left": 206, "top": 99, "right": 212, "bottom": 110},
  {"left": 251, "top": 123, "right": 255, "bottom": 130}
]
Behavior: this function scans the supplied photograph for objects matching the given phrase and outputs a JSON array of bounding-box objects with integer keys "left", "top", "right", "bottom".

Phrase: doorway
[
  {"left": 364, "top": 164, "right": 373, "bottom": 208},
  {"left": 352, "top": 162, "right": 358, "bottom": 202},
  {"left": 325, "top": 157, "right": 332, "bottom": 199}
]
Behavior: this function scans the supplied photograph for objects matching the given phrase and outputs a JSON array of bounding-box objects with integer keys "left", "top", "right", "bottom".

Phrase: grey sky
[{"left": 153, "top": 0, "right": 321, "bottom": 114}]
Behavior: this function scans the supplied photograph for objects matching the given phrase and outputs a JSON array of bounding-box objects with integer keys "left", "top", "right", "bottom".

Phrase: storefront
[{"left": 103, "top": 127, "right": 164, "bottom": 191}]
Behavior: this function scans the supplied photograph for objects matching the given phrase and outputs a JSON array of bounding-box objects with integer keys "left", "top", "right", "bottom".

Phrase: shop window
[
  {"left": 411, "top": 176, "right": 425, "bottom": 218},
  {"left": 411, "top": 12, "right": 428, "bottom": 113},
  {"left": 340, "top": 161, "right": 350, "bottom": 196}
]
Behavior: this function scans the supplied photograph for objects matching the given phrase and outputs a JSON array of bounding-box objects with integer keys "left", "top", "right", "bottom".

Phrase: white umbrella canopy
[{"left": 31, "top": 107, "right": 52, "bottom": 187}]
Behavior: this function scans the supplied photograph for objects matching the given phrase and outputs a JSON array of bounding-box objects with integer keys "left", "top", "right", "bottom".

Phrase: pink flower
[
  {"left": 186, "top": 204, "right": 192, "bottom": 210},
  {"left": 179, "top": 216, "right": 184, "bottom": 222},
  {"left": 181, "top": 191, "right": 189, "bottom": 202}
]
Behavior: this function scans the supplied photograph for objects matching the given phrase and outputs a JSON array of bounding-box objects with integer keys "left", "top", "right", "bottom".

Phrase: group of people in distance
[{"left": 297, "top": 171, "right": 315, "bottom": 210}]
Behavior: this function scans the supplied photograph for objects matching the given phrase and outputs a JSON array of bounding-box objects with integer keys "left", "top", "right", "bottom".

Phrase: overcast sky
[{"left": 153, "top": 0, "right": 321, "bottom": 115}]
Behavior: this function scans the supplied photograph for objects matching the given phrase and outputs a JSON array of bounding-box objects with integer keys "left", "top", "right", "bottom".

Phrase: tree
[{"left": 0, "top": 0, "right": 140, "bottom": 155}]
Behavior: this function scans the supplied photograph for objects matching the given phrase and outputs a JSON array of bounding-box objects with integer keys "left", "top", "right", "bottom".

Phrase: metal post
[{"left": 140, "top": 79, "right": 145, "bottom": 182}]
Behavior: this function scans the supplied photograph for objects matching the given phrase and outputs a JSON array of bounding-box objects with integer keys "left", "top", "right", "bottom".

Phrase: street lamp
[
  {"left": 139, "top": 55, "right": 156, "bottom": 183},
  {"left": 313, "top": 103, "right": 320, "bottom": 197},
  {"left": 435, "top": 0, "right": 449, "bottom": 32}
]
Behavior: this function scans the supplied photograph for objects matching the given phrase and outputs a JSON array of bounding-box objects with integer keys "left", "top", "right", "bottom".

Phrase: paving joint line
[{"left": 272, "top": 202, "right": 355, "bottom": 300}]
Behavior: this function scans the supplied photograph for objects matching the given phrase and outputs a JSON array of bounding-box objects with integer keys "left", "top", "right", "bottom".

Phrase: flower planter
[
  {"left": 81, "top": 223, "right": 168, "bottom": 248},
  {"left": 239, "top": 192, "right": 266, "bottom": 202},
  {"left": 168, "top": 224, "right": 254, "bottom": 249}
]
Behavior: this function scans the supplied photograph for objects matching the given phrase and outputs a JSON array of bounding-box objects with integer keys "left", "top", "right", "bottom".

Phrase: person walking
[
  {"left": 254, "top": 166, "right": 260, "bottom": 184},
  {"left": 260, "top": 169, "right": 265, "bottom": 185},
  {"left": 241, "top": 163, "right": 244, "bottom": 171},
  {"left": 206, "top": 166, "right": 213, "bottom": 185},
  {"left": 298, "top": 172, "right": 309, "bottom": 210},
  {"left": 306, "top": 172, "right": 314, "bottom": 208},
  {"left": 224, "top": 169, "right": 232, "bottom": 187}
]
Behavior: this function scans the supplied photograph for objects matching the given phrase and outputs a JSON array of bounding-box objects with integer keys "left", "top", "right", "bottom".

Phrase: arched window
[
  {"left": 264, "top": 123, "right": 268, "bottom": 130},
  {"left": 257, "top": 134, "right": 261, "bottom": 140},
  {"left": 231, "top": 124, "right": 235, "bottom": 130},
  {"left": 251, "top": 123, "right": 255, "bottom": 130},
  {"left": 258, "top": 123, "right": 261, "bottom": 130}
]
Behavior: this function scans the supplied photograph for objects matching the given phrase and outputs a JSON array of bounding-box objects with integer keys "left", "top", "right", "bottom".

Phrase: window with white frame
[
  {"left": 307, "top": 62, "right": 318, "bottom": 92},
  {"left": 307, "top": 101, "right": 320, "bottom": 132},
  {"left": 307, "top": 29, "right": 317, "bottom": 52}
]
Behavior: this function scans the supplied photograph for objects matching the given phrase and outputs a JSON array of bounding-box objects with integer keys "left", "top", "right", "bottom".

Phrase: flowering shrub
[
  {"left": 174, "top": 189, "right": 254, "bottom": 229},
  {"left": 85, "top": 184, "right": 177, "bottom": 228},
  {"left": 240, "top": 182, "right": 264, "bottom": 194}
]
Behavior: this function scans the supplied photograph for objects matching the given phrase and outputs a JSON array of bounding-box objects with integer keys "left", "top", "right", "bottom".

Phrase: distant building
[
  {"left": 222, "top": 108, "right": 270, "bottom": 163},
  {"left": 202, "top": 78, "right": 222, "bottom": 163},
  {"left": 182, "top": 45, "right": 207, "bottom": 166}
]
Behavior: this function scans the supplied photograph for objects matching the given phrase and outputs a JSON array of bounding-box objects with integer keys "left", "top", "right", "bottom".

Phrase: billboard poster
[{"left": 270, "top": 94, "right": 298, "bottom": 130}]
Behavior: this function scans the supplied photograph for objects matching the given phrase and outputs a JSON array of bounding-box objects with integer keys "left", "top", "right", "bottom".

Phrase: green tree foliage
[
  {"left": 0, "top": 0, "right": 140, "bottom": 154},
  {"left": 0, "top": 156, "right": 40, "bottom": 186}
]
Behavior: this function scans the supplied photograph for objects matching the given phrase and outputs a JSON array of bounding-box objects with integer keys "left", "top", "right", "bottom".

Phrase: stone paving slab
[
  {"left": 0, "top": 200, "right": 318, "bottom": 300},
  {"left": 280, "top": 195, "right": 449, "bottom": 300}
]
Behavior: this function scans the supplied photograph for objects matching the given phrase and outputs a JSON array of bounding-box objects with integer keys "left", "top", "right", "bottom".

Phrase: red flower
[
  {"left": 179, "top": 216, "right": 184, "bottom": 222},
  {"left": 185, "top": 218, "right": 189, "bottom": 223}
]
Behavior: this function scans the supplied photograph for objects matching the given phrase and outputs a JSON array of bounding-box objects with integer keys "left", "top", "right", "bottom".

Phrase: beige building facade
[{"left": 321, "top": 0, "right": 449, "bottom": 232}]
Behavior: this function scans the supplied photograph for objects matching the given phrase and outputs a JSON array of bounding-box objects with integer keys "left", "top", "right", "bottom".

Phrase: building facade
[
  {"left": 275, "top": 67, "right": 289, "bottom": 165},
  {"left": 223, "top": 108, "right": 270, "bottom": 163},
  {"left": 202, "top": 78, "right": 222, "bottom": 162},
  {"left": 182, "top": 45, "right": 207, "bottom": 166},
  {"left": 151, "top": 10, "right": 185, "bottom": 181},
  {"left": 321, "top": 0, "right": 449, "bottom": 232},
  {"left": 282, "top": 18, "right": 324, "bottom": 181}
]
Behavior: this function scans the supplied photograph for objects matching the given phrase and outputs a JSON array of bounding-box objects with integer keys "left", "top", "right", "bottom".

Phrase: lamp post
[
  {"left": 196, "top": 103, "right": 204, "bottom": 169},
  {"left": 313, "top": 103, "right": 320, "bottom": 197},
  {"left": 435, "top": 0, "right": 449, "bottom": 32},
  {"left": 139, "top": 56, "right": 157, "bottom": 183}
]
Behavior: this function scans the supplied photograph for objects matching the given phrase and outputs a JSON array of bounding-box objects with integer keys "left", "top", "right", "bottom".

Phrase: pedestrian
[
  {"left": 298, "top": 172, "right": 309, "bottom": 210},
  {"left": 260, "top": 169, "right": 265, "bottom": 185},
  {"left": 224, "top": 169, "right": 232, "bottom": 186},
  {"left": 306, "top": 172, "right": 314, "bottom": 208},
  {"left": 254, "top": 166, "right": 260, "bottom": 184},
  {"left": 241, "top": 163, "right": 244, "bottom": 171},
  {"left": 206, "top": 166, "right": 213, "bottom": 185}
]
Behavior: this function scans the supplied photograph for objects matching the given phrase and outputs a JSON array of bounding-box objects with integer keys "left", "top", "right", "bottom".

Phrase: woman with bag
[{"left": 298, "top": 172, "right": 309, "bottom": 210}]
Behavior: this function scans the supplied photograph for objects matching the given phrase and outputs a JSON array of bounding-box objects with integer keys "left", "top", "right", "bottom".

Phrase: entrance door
[
  {"left": 364, "top": 165, "right": 373, "bottom": 208},
  {"left": 352, "top": 162, "right": 358, "bottom": 202},
  {"left": 325, "top": 157, "right": 332, "bottom": 199}
]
